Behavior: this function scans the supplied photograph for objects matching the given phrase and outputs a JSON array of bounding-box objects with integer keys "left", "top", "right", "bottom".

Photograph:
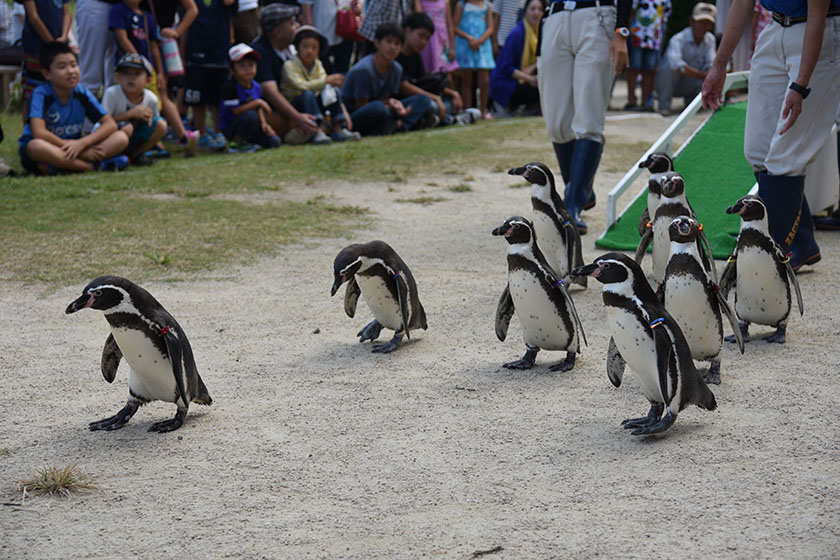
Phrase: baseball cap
[
  {"left": 116, "top": 53, "right": 154, "bottom": 76},
  {"left": 692, "top": 2, "right": 716, "bottom": 24},
  {"left": 229, "top": 43, "right": 261, "bottom": 63},
  {"left": 260, "top": 3, "right": 300, "bottom": 32}
]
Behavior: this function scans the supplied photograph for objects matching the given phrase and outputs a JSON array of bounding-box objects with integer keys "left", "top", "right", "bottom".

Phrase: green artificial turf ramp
[{"left": 597, "top": 102, "right": 755, "bottom": 259}]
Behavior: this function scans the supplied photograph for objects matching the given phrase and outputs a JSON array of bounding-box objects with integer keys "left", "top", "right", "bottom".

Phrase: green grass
[
  {"left": 0, "top": 114, "right": 646, "bottom": 284},
  {"left": 449, "top": 184, "right": 473, "bottom": 192},
  {"left": 19, "top": 464, "right": 96, "bottom": 498}
]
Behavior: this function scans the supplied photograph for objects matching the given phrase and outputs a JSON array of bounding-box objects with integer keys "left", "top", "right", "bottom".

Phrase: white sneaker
[
  {"left": 284, "top": 128, "right": 311, "bottom": 145},
  {"left": 311, "top": 130, "right": 333, "bottom": 145},
  {"left": 331, "top": 128, "right": 361, "bottom": 142}
]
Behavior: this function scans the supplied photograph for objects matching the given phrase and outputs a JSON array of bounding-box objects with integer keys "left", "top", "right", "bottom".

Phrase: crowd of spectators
[{"left": 1, "top": 0, "right": 762, "bottom": 175}]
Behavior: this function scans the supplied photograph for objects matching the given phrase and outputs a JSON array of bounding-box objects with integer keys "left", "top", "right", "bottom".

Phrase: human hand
[
  {"left": 451, "top": 91, "right": 463, "bottom": 114},
  {"left": 448, "top": 47, "right": 456, "bottom": 62},
  {"left": 609, "top": 35, "right": 628, "bottom": 75},
  {"left": 526, "top": 74, "right": 537, "bottom": 88},
  {"left": 133, "top": 105, "right": 154, "bottom": 124},
  {"left": 86, "top": 144, "right": 106, "bottom": 161},
  {"left": 157, "top": 73, "right": 167, "bottom": 93},
  {"left": 434, "top": 96, "right": 446, "bottom": 121},
  {"left": 326, "top": 74, "right": 344, "bottom": 87},
  {"left": 262, "top": 121, "right": 276, "bottom": 137},
  {"left": 701, "top": 63, "right": 727, "bottom": 110},
  {"left": 161, "top": 27, "right": 179, "bottom": 39},
  {"left": 61, "top": 139, "right": 85, "bottom": 160},
  {"left": 779, "top": 89, "right": 804, "bottom": 135},
  {"left": 295, "top": 112, "right": 320, "bottom": 134},
  {"left": 469, "top": 38, "right": 480, "bottom": 51}
]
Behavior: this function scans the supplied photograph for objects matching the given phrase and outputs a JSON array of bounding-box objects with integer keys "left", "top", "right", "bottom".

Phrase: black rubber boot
[
  {"left": 789, "top": 196, "right": 821, "bottom": 271},
  {"left": 564, "top": 138, "right": 604, "bottom": 235},
  {"left": 552, "top": 141, "right": 574, "bottom": 185},
  {"left": 757, "top": 172, "right": 805, "bottom": 249}
]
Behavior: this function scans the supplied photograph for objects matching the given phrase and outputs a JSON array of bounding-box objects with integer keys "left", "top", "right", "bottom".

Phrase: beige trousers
[
  {"left": 745, "top": 17, "right": 840, "bottom": 176},
  {"left": 537, "top": 6, "right": 615, "bottom": 145}
]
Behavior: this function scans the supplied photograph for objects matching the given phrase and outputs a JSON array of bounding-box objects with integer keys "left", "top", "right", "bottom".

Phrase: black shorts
[{"left": 184, "top": 66, "right": 228, "bottom": 107}]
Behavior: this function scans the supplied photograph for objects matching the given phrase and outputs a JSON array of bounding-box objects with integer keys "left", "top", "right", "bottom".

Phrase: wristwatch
[
  {"left": 615, "top": 27, "right": 630, "bottom": 38},
  {"left": 789, "top": 81, "right": 810, "bottom": 99}
]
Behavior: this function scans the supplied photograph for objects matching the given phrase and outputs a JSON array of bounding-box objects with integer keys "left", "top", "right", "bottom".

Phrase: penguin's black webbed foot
[
  {"left": 548, "top": 352, "right": 576, "bottom": 372},
  {"left": 89, "top": 403, "right": 138, "bottom": 431},
  {"left": 631, "top": 411, "right": 677, "bottom": 435},
  {"left": 372, "top": 334, "right": 402, "bottom": 353},
  {"left": 764, "top": 326, "right": 786, "bottom": 344},
  {"left": 726, "top": 321, "right": 750, "bottom": 344},
  {"left": 571, "top": 275, "right": 587, "bottom": 289},
  {"left": 148, "top": 408, "right": 186, "bottom": 433},
  {"left": 703, "top": 362, "right": 721, "bottom": 385},
  {"left": 357, "top": 320, "right": 383, "bottom": 343},
  {"left": 621, "top": 403, "right": 663, "bottom": 429},
  {"left": 503, "top": 348, "right": 538, "bottom": 370}
]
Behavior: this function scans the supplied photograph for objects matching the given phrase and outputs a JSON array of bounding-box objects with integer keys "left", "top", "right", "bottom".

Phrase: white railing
[{"left": 600, "top": 71, "right": 750, "bottom": 238}]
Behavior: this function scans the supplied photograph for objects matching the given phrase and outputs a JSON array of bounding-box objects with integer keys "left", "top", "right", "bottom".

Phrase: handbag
[
  {"left": 335, "top": 8, "right": 366, "bottom": 43},
  {"left": 413, "top": 71, "right": 449, "bottom": 96},
  {"left": 146, "top": 2, "right": 185, "bottom": 76}
]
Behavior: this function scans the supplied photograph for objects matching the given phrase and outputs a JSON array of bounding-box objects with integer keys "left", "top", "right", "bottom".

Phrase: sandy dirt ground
[{"left": 1, "top": 110, "right": 839, "bottom": 559}]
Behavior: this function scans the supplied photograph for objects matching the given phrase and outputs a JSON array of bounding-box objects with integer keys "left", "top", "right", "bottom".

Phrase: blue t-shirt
[
  {"left": 340, "top": 54, "right": 403, "bottom": 111},
  {"left": 185, "top": 0, "right": 235, "bottom": 68},
  {"left": 219, "top": 77, "right": 262, "bottom": 131},
  {"left": 109, "top": 3, "right": 161, "bottom": 64},
  {"left": 17, "top": 0, "right": 70, "bottom": 55},
  {"left": 760, "top": 0, "right": 840, "bottom": 18},
  {"left": 19, "top": 82, "right": 107, "bottom": 148}
]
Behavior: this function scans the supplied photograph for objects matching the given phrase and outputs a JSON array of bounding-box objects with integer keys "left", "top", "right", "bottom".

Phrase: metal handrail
[{"left": 599, "top": 71, "right": 751, "bottom": 239}]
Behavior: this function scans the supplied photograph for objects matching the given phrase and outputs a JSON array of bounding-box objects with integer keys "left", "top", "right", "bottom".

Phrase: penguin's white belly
[
  {"left": 509, "top": 270, "right": 575, "bottom": 351},
  {"left": 652, "top": 219, "right": 670, "bottom": 282},
  {"left": 111, "top": 328, "right": 179, "bottom": 404},
  {"left": 533, "top": 214, "right": 568, "bottom": 278},
  {"left": 664, "top": 274, "right": 721, "bottom": 360},
  {"left": 735, "top": 248, "right": 789, "bottom": 324},
  {"left": 357, "top": 275, "right": 403, "bottom": 331},
  {"left": 607, "top": 307, "right": 663, "bottom": 403}
]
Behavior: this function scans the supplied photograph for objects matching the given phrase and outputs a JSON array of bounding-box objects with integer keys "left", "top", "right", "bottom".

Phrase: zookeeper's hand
[
  {"left": 701, "top": 63, "right": 727, "bottom": 110},
  {"left": 609, "top": 35, "right": 628, "bottom": 75},
  {"left": 779, "top": 89, "right": 804, "bottom": 135}
]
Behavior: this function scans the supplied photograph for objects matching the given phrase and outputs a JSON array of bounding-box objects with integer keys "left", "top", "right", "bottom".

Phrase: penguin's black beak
[
  {"left": 507, "top": 166, "right": 527, "bottom": 176},
  {"left": 638, "top": 159, "right": 649, "bottom": 169},
  {"left": 725, "top": 201, "right": 743, "bottom": 215},
  {"left": 570, "top": 263, "right": 600, "bottom": 278},
  {"left": 491, "top": 224, "right": 510, "bottom": 237},
  {"left": 66, "top": 292, "right": 93, "bottom": 314},
  {"left": 330, "top": 273, "right": 345, "bottom": 297}
]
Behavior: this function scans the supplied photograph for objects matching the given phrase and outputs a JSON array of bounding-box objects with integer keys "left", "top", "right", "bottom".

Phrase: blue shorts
[
  {"left": 628, "top": 46, "right": 660, "bottom": 71},
  {"left": 128, "top": 115, "right": 164, "bottom": 150}
]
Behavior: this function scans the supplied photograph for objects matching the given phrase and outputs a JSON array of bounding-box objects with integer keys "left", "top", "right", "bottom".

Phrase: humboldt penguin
[
  {"left": 492, "top": 216, "right": 586, "bottom": 371},
  {"left": 331, "top": 241, "right": 427, "bottom": 353},
  {"left": 571, "top": 253, "right": 717, "bottom": 435},
  {"left": 65, "top": 276, "right": 212, "bottom": 433},
  {"left": 663, "top": 217, "right": 744, "bottom": 385},
  {"left": 636, "top": 151, "right": 675, "bottom": 238},
  {"left": 637, "top": 172, "right": 716, "bottom": 285},
  {"left": 508, "top": 162, "right": 585, "bottom": 287},
  {"left": 720, "top": 195, "right": 803, "bottom": 344}
]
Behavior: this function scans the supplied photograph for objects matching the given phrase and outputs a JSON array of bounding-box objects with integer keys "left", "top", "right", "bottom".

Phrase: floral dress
[{"left": 454, "top": 0, "right": 495, "bottom": 70}]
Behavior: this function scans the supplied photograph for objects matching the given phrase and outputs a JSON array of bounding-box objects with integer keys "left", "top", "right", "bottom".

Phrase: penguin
[
  {"left": 571, "top": 253, "right": 717, "bottom": 435},
  {"left": 507, "top": 162, "right": 585, "bottom": 287},
  {"left": 492, "top": 216, "right": 586, "bottom": 371},
  {"left": 719, "top": 195, "right": 804, "bottom": 344},
  {"left": 636, "top": 151, "right": 675, "bottom": 239},
  {"left": 331, "top": 241, "right": 427, "bottom": 353},
  {"left": 662, "top": 217, "right": 744, "bottom": 385},
  {"left": 65, "top": 276, "right": 211, "bottom": 433},
  {"left": 637, "top": 172, "right": 716, "bottom": 285}
]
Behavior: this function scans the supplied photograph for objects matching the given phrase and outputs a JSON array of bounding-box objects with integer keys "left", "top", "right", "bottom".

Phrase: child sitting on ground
[
  {"left": 219, "top": 43, "right": 281, "bottom": 151},
  {"left": 101, "top": 53, "right": 168, "bottom": 166},
  {"left": 280, "top": 25, "right": 359, "bottom": 144},
  {"left": 18, "top": 41, "right": 130, "bottom": 174}
]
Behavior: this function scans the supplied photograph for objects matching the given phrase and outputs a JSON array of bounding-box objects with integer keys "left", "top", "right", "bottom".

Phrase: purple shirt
[{"left": 219, "top": 76, "right": 263, "bottom": 131}]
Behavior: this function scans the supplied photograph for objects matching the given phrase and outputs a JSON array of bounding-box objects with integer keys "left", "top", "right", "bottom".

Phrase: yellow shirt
[{"left": 280, "top": 55, "right": 327, "bottom": 99}]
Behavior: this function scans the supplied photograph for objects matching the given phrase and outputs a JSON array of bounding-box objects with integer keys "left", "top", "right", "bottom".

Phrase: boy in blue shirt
[
  {"left": 341, "top": 23, "right": 435, "bottom": 136},
  {"left": 19, "top": 42, "right": 130, "bottom": 174},
  {"left": 219, "top": 43, "right": 281, "bottom": 151}
]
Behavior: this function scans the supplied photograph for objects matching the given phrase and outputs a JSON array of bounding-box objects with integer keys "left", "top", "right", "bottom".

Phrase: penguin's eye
[
  {"left": 93, "top": 290, "right": 102, "bottom": 296},
  {"left": 601, "top": 262, "right": 611, "bottom": 269}
]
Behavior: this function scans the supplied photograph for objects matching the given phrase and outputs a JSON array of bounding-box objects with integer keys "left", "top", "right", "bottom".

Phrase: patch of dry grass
[{"left": 19, "top": 465, "right": 96, "bottom": 498}]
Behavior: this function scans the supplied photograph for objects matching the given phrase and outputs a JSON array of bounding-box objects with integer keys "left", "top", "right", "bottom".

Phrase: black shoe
[
  {"left": 815, "top": 208, "right": 840, "bottom": 230},
  {"left": 131, "top": 154, "right": 156, "bottom": 167}
]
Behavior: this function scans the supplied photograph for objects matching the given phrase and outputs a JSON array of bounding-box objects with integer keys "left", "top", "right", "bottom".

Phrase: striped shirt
[{"left": 492, "top": 0, "right": 525, "bottom": 47}]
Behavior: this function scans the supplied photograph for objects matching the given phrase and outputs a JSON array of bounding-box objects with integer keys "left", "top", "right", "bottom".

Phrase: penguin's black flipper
[
  {"left": 100, "top": 334, "right": 123, "bottom": 383},
  {"left": 651, "top": 321, "right": 674, "bottom": 406},
  {"left": 343, "top": 276, "right": 361, "bottom": 318},
  {"left": 715, "top": 287, "right": 744, "bottom": 354},
  {"left": 162, "top": 328, "right": 189, "bottom": 408},
  {"left": 554, "top": 278, "right": 587, "bottom": 347},
  {"left": 495, "top": 284, "right": 515, "bottom": 342},
  {"left": 606, "top": 337, "right": 625, "bottom": 387},
  {"left": 635, "top": 228, "right": 652, "bottom": 264},
  {"left": 394, "top": 272, "right": 411, "bottom": 339},
  {"left": 719, "top": 259, "right": 736, "bottom": 299},
  {"left": 783, "top": 260, "right": 804, "bottom": 316},
  {"left": 638, "top": 207, "right": 650, "bottom": 237},
  {"left": 568, "top": 224, "right": 586, "bottom": 287}
]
